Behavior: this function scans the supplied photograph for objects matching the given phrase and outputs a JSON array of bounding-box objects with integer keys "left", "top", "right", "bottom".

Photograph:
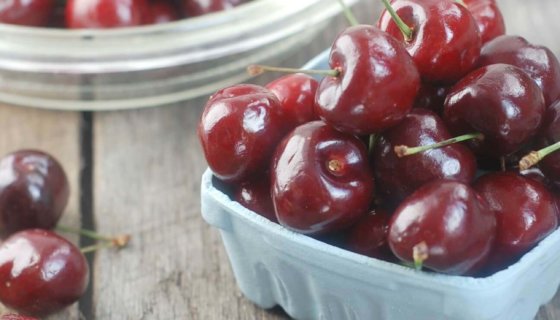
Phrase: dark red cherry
[
  {"left": 462, "top": 0, "right": 506, "bottom": 44},
  {"left": 373, "top": 109, "right": 477, "bottom": 204},
  {"left": 266, "top": 74, "right": 319, "bottom": 129},
  {"left": 378, "top": 0, "right": 481, "bottom": 84},
  {"left": 234, "top": 175, "right": 277, "bottom": 222},
  {"left": 271, "top": 121, "right": 374, "bottom": 235},
  {"left": 0, "top": 0, "right": 54, "bottom": 27},
  {"left": 315, "top": 25, "right": 420, "bottom": 135},
  {"left": 345, "top": 209, "right": 392, "bottom": 260},
  {"left": 143, "top": 2, "right": 180, "bottom": 24},
  {"left": 0, "top": 229, "right": 89, "bottom": 317},
  {"left": 0, "top": 150, "right": 69, "bottom": 238},
  {"left": 444, "top": 64, "right": 545, "bottom": 157},
  {"left": 477, "top": 35, "right": 560, "bottom": 107},
  {"left": 535, "top": 101, "right": 560, "bottom": 189},
  {"left": 198, "top": 84, "right": 287, "bottom": 183},
  {"left": 388, "top": 180, "right": 495, "bottom": 275},
  {"left": 66, "top": 0, "right": 148, "bottom": 29},
  {"left": 412, "top": 84, "right": 448, "bottom": 115},
  {"left": 183, "top": 0, "right": 243, "bottom": 17},
  {"left": 474, "top": 172, "right": 558, "bottom": 269}
]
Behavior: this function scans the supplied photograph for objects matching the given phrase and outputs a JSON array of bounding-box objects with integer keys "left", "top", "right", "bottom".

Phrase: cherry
[
  {"left": 444, "top": 64, "right": 545, "bottom": 157},
  {"left": 412, "top": 84, "right": 448, "bottom": 115},
  {"left": 271, "top": 121, "right": 374, "bottom": 235},
  {"left": 378, "top": 0, "right": 481, "bottom": 84},
  {"left": 314, "top": 25, "right": 420, "bottom": 135},
  {"left": 183, "top": 0, "right": 243, "bottom": 17},
  {"left": 0, "top": 229, "right": 89, "bottom": 317},
  {"left": 373, "top": 109, "right": 477, "bottom": 204},
  {"left": 462, "top": 0, "right": 506, "bottom": 44},
  {"left": 0, "top": 0, "right": 54, "bottom": 27},
  {"left": 388, "top": 180, "right": 495, "bottom": 275},
  {"left": 265, "top": 74, "right": 319, "bottom": 129},
  {"left": 474, "top": 172, "right": 558, "bottom": 270},
  {"left": 0, "top": 150, "right": 69, "bottom": 238},
  {"left": 344, "top": 209, "right": 393, "bottom": 260},
  {"left": 234, "top": 175, "right": 277, "bottom": 222},
  {"left": 143, "top": 1, "right": 181, "bottom": 25},
  {"left": 0, "top": 315, "right": 37, "bottom": 320},
  {"left": 66, "top": 0, "right": 148, "bottom": 29},
  {"left": 477, "top": 35, "right": 560, "bottom": 107},
  {"left": 198, "top": 84, "right": 287, "bottom": 183}
]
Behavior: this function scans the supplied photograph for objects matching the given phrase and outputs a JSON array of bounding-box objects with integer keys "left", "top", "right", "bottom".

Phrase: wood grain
[{"left": 0, "top": 105, "right": 82, "bottom": 319}]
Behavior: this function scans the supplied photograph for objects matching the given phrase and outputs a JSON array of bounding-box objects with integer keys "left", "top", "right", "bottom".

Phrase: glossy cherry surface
[
  {"left": 477, "top": 35, "right": 560, "bottom": 107},
  {"left": 538, "top": 100, "right": 560, "bottom": 188},
  {"left": 198, "top": 84, "right": 287, "bottom": 183},
  {"left": 0, "top": 0, "right": 54, "bottom": 27},
  {"left": 474, "top": 172, "right": 558, "bottom": 269},
  {"left": 266, "top": 73, "right": 319, "bottom": 129},
  {"left": 183, "top": 0, "right": 243, "bottom": 17},
  {"left": 378, "top": 0, "right": 481, "bottom": 84},
  {"left": 373, "top": 109, "right": 477, "bottom": 204},
  {"left": 0, "top": 229, "right": 89, "bottom": 317},
  {"left": 143, "top": 2, "right": 180, "bottom": 24},
  {"left": 345, "top": 209, "right": 392, "bottom": 260},
  {"left": 412, "top": 84, "right": 448, "bottom": 115},
  {"left": 444, "top": 64, "right": 545, "bottom": 157},
  {"left": 66, "top": 0, "right": 148, "bottom": 29},
  {"left": 234, "top": 175, "right": 277, "bottom": 222},
  {"left": 315, "top": 25, "right": 420, "bottom": 135},
  {"left": 388, "top": 180, "right": 495, "bottom": 275},
  {"left": 0, "top": 150, "right": 69, "bottom": 238},
  {"left": 271, "top": 121, "right": 374, "bottom": 235},
  {"left": 463, "top": 0, "right": 506, "bottom": 44}
]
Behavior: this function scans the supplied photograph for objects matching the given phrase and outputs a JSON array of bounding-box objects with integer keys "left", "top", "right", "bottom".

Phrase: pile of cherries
[
  {"left": 199, "top": 0, "right": 560, "bottom": 277},
  {"left": 0, "top": 150, "right": 125, "bottom": 318},
  {"left": 0, "top": 0, "right": 246, "bottom": 29}
]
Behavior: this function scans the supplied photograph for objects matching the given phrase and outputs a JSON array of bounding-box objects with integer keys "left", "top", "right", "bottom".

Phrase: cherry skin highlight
[
  {"left": 315, "top": 25, "right": 420, "bottom": 135},
  {"left": 271, "top": 121, "right": 374, "bottom": 235},
  {"left": 0, "top": 150, "right": 70, "bottom": 238},
  {"left": 66, "top": 0, "right": 148, "bottom": 29},
  {"left": 0, "top": 229, "right": 89, "bottom": 317}
]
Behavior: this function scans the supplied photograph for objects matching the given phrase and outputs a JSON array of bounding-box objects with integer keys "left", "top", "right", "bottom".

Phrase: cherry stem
[
  {"left": 336, "top": 0, "right": 359, "bottom": 26},
  {"left": 455, "top": 0, "right": 466, "bottom": 6},
  {"left": 381, "top": 0, "right": 413, "bottom": 41},
  {"left": 80, "top": 241, "right": 126, "bottom": 254},
  {"left": 368, "top": 134, "right": 378, "bottom": 156},
  {"left": 519, "top": 141, "right": 560, "bottom": 171},
  {"left": 413, "top": 241, "right": 429, "bottom": 271},
  {"left": 394, "top": 133, "right": 484, "bottom": 158},
  {"left": 57, "top": 224, "right": 131, "bottom": 249},
  {"left": 247, "top": 65, "right": 340, "bottom": 78},
  {"left": 500, "top": 156, "right": 506, "bottom": 172}
]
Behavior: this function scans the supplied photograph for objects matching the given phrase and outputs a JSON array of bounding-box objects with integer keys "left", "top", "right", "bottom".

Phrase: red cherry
[
  {"left": 234, "top": 175, "right": 277, "bottom": 222},
  {"left": 0, "top": 230, "right": 89, "bottom": 317},
  {"left": 373, "top": 109, "right": 477, "bottom": 204},
  {"left": 412, "top": 83, "right": 448, "bottom": 115},
  {"left": 474, "top": 172, "right": 558, "bottom": 270},
  {"left": 0, "top": 0, "right": 54, "bottom": 27},
  {"left": 477, "top": 35, "right": 560, "bottom": 107},
  {"left": 444, "top": 64, "right": 545, "bottom": 157},
  {"left": 198, "top": 84, "right": 287, "bottom": 183},
  {"left": 66, "top": 0, "right": 148, "bottom": 29},
  {"left": 266, "top": 74, "right": 319, "bottom": 129},
  {"left": 271, "top": 121, "right": 374, "bottom": 235},
  {"left": 378, "top": 0, "right": 481, "bottom": 84},
  {"left": 345, "top": 209, "right": 393, "bottom": 260},
  {"left": 0, "top": 150, "right": 69, "bottom": 238},
  {"left": 388, "top": 180, "right": 496, "bottom": 275},
  {"left": 462, "top": 0, "right": 506, "bottom": 44},
  {"left": 143, "top": 2, "right": 180, "bottom": 25},
  {"left": 183, "top": 0, "right": 243, "bottom": 17},
  {"left": 315, "top": 25, "right": 420, "bottom": 135}
]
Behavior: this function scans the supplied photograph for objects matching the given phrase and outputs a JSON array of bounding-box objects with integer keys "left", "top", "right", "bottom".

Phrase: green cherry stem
[
  {"left": 519, "top": 141, "right": 560, "bottom": 171},
  {"left": 455, "top": 0, "right": 466, "bottom": 6},
  {"left": 57, "top": 224, "right": 131, "bottom": 248},
  {"left": 80, "top": 241, "right": 124, "bottom": 254},
  {"left": 368, "top": 134, "right": 378, "bottom": 156},
  {"left": 413, "top": 241, "right": 429, "bottom": 271},
  {"left": 381, "top": 0, "right": 413, "bottom": 41},
  {"left": 394, "top": 133, "right": 484, "bottom": 158},
  {"left": 247, "top": 65, "right": 340, "bottom": 78},
  {"left": 336, "top": 0, "right": 359, "bottom": 26}
]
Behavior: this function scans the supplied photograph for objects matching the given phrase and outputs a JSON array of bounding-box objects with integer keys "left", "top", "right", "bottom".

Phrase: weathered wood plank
[{"left": 0, "top": 105, "right": 82, "bottom": 319}]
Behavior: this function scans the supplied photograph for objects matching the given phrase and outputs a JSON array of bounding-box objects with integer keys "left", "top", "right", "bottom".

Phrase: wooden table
[{"left": 1, "top": 0, "right": 560, "bottom": 319}]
